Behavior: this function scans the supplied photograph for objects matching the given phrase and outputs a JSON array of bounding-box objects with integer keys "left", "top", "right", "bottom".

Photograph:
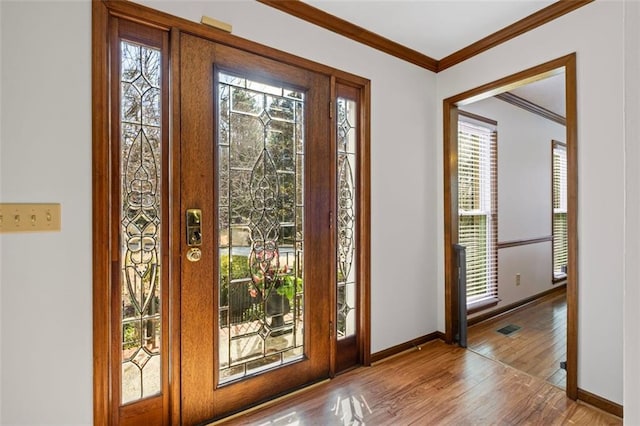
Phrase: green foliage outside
[
  {"left": 220, "top": 253, "right": 302, "bottom": 324},
  {"left": 274, "top": 274, "right": 303, "bottom": 301},
  {"left": 219, "top": 254, "right": 251, "bottom": 307}
]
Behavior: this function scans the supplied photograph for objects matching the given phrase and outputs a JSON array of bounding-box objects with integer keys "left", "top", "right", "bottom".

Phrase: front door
[{"left": 179, "top": 33, "right": 332, "bottom": 423}]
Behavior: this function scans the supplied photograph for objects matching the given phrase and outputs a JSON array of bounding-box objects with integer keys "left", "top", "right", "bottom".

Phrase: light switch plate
[{"left": 0, "top": 203, "right": 61, "bottom": 233}]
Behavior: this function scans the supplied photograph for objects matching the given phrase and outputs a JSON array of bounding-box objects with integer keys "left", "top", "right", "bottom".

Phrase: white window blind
[
  {"left": 458, "top": 116, "right": 497, "bottom": 304},
  {"left": 552, "top": 142, "right": 568, "bottom": 279}
]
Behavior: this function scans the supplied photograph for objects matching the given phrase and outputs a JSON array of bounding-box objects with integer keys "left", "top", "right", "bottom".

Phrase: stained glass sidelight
[
  {"left": 336, "top": 98, "right": 357, "bottom": 339},
  {"left": 120, "top": 40, "right": 162, "bottom": 403},
  {"left": 218, "top": 72, "right": 305, "bottom": 384}
]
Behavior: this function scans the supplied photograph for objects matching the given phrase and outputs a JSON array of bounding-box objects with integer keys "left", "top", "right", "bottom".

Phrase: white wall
[
  {"left": 462, "top": 97, "right": 565, "bottom": 314},
  {"left": 0, "top": 0, "right": 437, "bottom": 423},
  {"left": 134, "top": 0, "right": 439, "bottom": 356},
  {"left": 624, "top": 0, "right": 640, "bottom": 422},
  {"left": 437, "top": 1, "right": 624, "bottom": 404},
  {"left": 0, "top": 2, "right": 93, "bottom": 424}
]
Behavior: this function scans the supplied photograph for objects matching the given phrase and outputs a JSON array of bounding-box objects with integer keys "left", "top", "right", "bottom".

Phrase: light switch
[{"left": 0, "top": 203, "right": 61, "bottom": 233}]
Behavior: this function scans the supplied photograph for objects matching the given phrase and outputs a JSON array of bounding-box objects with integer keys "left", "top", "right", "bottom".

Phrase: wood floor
[
  {"left": 468, "top": 290, "right": 567, "bottom": 389},
  {"left": 213, "top": 339, "right": 619, "bottom": 425}
]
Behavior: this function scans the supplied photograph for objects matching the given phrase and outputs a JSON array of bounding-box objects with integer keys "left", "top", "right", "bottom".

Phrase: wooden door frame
[
  {"left": 332, "top": 81, "right": 371, "bottom": 375},
  {"left": 92, "top": 1, "right": 371, "bottom": 424},
  {"left": 442, "top": 53, "right": 578, "bottom": 400}
]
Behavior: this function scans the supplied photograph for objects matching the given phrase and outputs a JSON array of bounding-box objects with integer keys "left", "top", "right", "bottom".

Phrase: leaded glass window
[
  {"left": 336, "top": 97, "right": 357, "bottom": 339},
  {"left": 120, "top": 40, "right": 162, "bottom": 403},
  {"left": 217, "top": 72, "right": 305, "bottom": 384}
]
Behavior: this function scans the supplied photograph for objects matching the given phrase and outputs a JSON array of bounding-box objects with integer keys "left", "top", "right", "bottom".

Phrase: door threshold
[{"left": 206, "top": 378, "right": 331, "bottom": 425}]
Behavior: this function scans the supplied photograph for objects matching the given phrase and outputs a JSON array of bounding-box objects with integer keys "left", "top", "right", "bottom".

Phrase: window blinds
[
  {"left": 552, "top": 142, "right": 568, "bottom": 278},
  {"left": 458, "top": 117, "right": 498, "bottom": 303}
]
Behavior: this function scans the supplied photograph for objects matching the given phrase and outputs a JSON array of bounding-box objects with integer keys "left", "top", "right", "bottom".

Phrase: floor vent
[{"left": 496, "top": 324, "right": 521, "bottom": 335}]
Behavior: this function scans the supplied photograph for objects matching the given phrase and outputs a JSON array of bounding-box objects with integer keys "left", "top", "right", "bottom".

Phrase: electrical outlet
[
  {"left": 516, "top": 273, "right": 521, "bottom": 286},
  {"left": 0, "top": 203, "right": 61, "bottom": 233}
]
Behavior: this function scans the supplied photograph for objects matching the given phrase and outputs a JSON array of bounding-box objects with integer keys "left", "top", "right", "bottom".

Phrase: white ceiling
[
  {"left": 302, "top": 0, "right": 565, "bottom": 118},
  {"left": 509, "top": 73, "right": 565, "bottom": 116},
  {"left": 304, "top": 0, "right": 555, "bottom": 59}
]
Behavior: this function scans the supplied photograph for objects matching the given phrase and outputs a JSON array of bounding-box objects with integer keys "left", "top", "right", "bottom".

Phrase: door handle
[{"left": 186, "top": 209, "right": 202, "bottom": 262}]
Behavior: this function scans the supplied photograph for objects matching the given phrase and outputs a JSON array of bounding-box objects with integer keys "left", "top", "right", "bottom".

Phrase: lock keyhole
[{"left": 190, "top": 230, "right": 202, "bottom": 245}]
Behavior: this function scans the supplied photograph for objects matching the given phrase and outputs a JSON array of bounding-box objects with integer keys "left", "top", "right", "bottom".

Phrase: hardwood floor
[
  {"left": 212, "top": 339, "right": 619, "bottom": 425},
  {"left": 468, "top": 290, "right": 567, "bottom": 389}
]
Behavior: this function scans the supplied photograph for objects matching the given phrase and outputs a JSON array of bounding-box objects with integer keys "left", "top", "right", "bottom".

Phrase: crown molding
[
  {"left": 258, "top": 0, "right": 593, "bottom": 74},
  {"left": 257, "top": 0, "right": 439, "bottom": 72},
  {"left": 437, "top": 0, "right": 594, "bottom": 71},
  {"left": 496, "top": 92, "right": 566, "bottom": 125}
]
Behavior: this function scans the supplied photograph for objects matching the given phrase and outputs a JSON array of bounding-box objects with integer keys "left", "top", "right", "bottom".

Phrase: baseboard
[
  {"left": 468, "top": 284, "right": 566, "bottom": 327},
  {"left": 370, "top": 331, "right": 444, "bottom": 363},
  {"left": 577, "top": 388, "right": 623, "bottom": 418}
]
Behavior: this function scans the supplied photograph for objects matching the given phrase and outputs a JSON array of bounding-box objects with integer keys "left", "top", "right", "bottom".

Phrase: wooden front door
[{"left": 179, "top": 33, "right": 332, "bottom": 423}]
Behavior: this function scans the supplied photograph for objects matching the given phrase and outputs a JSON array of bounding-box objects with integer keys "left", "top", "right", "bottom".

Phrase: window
[
  {"left": 117, "top": 28, "right": 169, "bottom": 407},
  {"left": 336, "top": 95, "right": 357, "bottom": 340},
  {"left": 552, "top": 141, "right": 568, "bottom": 280},
  {"left": 458, "top": 112, "right": 498, "bottom": 308}
]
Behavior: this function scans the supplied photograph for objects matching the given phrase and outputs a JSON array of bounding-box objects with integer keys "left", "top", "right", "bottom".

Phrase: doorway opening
[{"left": 443, "top": 54, "right": 578, "bottom": 399}]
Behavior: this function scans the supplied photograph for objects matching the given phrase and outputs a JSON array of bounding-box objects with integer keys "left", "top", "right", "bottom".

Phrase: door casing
[{"left": 442, "top": 53, "right": 579, "bottom": 400}]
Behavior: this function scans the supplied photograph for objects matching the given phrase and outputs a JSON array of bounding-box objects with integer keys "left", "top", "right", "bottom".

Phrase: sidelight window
[
  {"left": 336, "top": 96, "right": 357, "bottom": 339},
  {"left": 119, "top": 39, "right": 164, "bottom": 404}
]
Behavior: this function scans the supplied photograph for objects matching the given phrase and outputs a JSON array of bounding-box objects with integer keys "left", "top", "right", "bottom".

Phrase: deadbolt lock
[{"left": 186, "top": 209, "right": 202, "bottom": 247}]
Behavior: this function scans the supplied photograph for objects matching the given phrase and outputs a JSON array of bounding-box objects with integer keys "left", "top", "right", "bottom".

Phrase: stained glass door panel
[
  {"left": 217, "top": 72, "right": 305, "bottom": 383},
  {"left": 179, "top": 35, "right": 331, "bottom": 424}
]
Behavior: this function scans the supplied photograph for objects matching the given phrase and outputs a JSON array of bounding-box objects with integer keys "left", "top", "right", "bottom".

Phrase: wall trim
[
  {"left": 437, "top": 0, "right": 593, "bottom": 71},
  {"left": 370, "top": 332, "right": 444, "bottom": 363},
  {"left": 468, "top": 284, "right": 566, "bottom": 326},
  {"left": 497, "top": 235, "right": 553, "bottom": 249},
  {"left": 496, "top": 92, "right": 566, "bottom": 125},
  {"left": 258, "top": 0, "right": 593, "bottom": 73},
  {"left": 577, "top": 388, "right": 624, "bottom": 418},
  {"left": 92, "top": 2, "right": 111, "bottom": 425},
  {"left": 257, "top": 0, "right": 438, "bottom": 72}
]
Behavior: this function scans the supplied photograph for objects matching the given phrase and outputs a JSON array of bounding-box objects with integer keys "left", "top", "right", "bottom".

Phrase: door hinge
[
  {"left": 329, "top": 210, "right": 334, "bottom": 230},
  {"left": 330, "top": 320, "right": 334, "bottom": 338},
  {"left": 329, "top": 101, "right": 334, "bottom": 119}
]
